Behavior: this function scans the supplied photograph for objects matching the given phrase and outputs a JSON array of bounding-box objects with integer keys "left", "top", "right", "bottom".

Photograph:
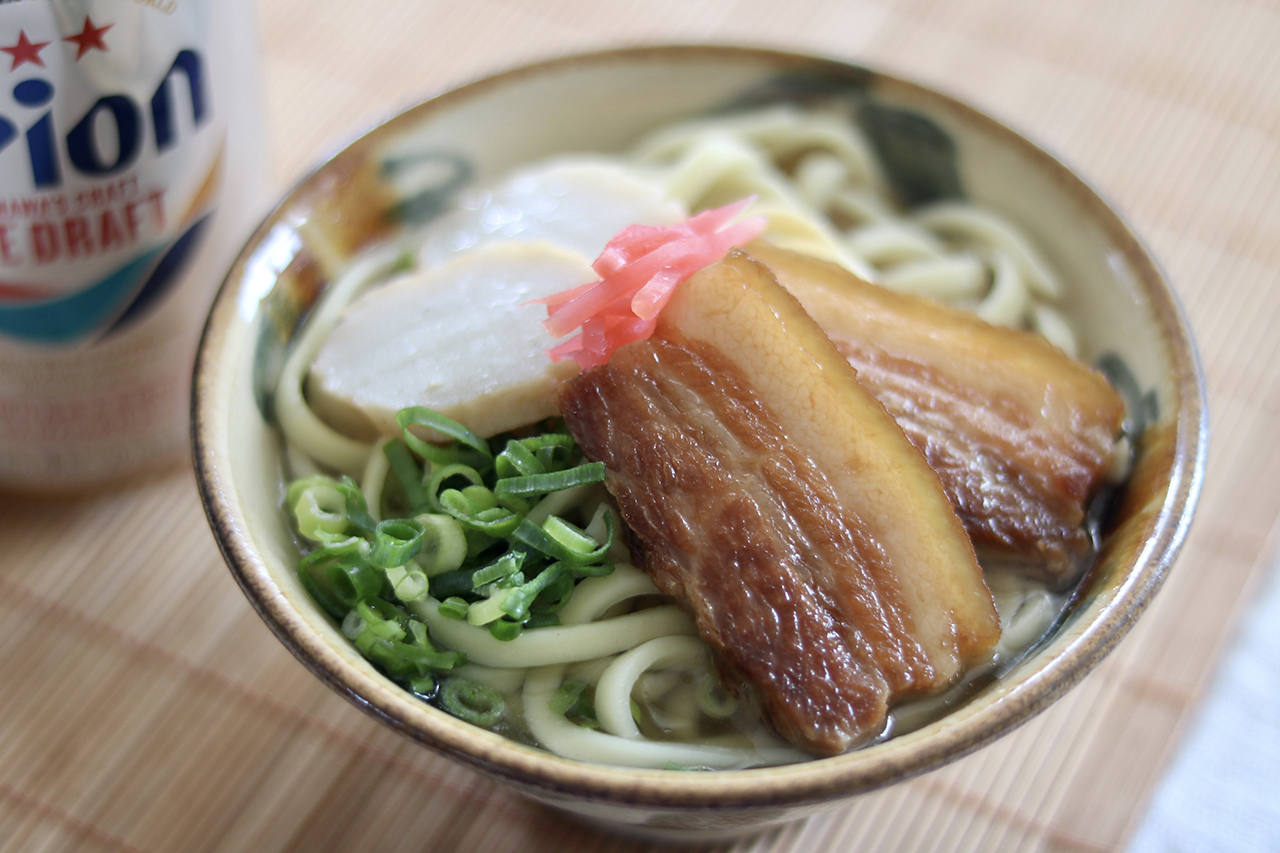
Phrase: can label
[
  {"left": 0, "top": 0, "right": 223, "bottom": 346},
  {"left": 0, "top": 0, "right": 265, "bottom": 489}
]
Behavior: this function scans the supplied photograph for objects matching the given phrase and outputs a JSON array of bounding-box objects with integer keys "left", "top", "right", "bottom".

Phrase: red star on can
[
  {"left": 1, "top": 30, "right": 52, "bottom": 70},
  {"left": 63, "top": 16, "right": 113, "bottom": 61}
]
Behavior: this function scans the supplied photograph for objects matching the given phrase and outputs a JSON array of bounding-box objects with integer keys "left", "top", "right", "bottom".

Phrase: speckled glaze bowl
[{"left": 192, "top": 45, "right": 1206, "bottom": 837}]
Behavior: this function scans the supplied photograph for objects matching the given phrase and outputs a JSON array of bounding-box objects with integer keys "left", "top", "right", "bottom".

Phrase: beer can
[{"left": 0, "top": 0, "right": 268, "bottom": 490}]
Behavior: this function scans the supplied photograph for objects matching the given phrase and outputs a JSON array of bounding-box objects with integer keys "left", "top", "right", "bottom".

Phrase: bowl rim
[{"left": 192, "top": 42, "right": 1208, "bottom": 810}]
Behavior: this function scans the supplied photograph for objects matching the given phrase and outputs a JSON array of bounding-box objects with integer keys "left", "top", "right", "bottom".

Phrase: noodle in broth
[{"left": 275, "top": 106, "right": 1108, "bottom": 769}]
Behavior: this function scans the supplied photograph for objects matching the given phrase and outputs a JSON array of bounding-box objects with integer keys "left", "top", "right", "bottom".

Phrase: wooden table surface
[{"left": 3, "top": 1, "right": 1279, "bottom": 851}]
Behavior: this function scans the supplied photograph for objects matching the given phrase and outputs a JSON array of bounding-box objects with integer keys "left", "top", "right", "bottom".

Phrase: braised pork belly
[
  {"left": 559, "top": 250, "right": 1000, "bottom": 755},
  {"left": 746, "top": 241, "right": 1125, "bottom": 584}
]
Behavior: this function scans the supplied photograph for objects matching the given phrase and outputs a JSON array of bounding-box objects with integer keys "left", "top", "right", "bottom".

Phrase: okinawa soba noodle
[{"left": 274, "top": 106, "right": 1118, "bottom": 769}]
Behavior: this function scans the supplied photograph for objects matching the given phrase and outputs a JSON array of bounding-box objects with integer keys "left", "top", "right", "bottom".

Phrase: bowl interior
[{"left": 193, "top": 45, "right": 1205, "bottom": 822}]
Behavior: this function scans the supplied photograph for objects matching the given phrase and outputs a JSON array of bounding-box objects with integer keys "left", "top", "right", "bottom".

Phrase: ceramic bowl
[{"left": 192, "top": 45, "right": 1206, "bottom": 837}]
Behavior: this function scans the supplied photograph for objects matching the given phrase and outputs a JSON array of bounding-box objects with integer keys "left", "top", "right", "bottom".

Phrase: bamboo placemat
[{"left": 3, "top": 0, "right": 1278, "bottom": 850}]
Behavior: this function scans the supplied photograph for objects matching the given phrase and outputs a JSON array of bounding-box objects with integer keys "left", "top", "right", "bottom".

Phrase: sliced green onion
[
  {"left": 584, "top": 503, "right": 618, "bottom": 550},
  {"left": 438, "top": 597, "right": 470, "bottom": 620},
  {"left": 300, "top": 550, "right": 383, "bottom": 615},
  {"left": 463, "top": 528, "right": 496, "bottom": 560},
  {"left": 520, "top": 434, "right": 576, "bottom": 471},
  {"left": 383, "top": 439, "right": 428, "bottom": 512},
  {"left": 550, "top": 678, "right": 588, "bottom": 715},
  {"left": 492, "top": 462, "right": 606, "bottom": 499},
  {"left": 333, "top": 476, "right": 377, "bottom": 535},
  {"left": 413, "top": 513, "right": 467, "bottom": 576},
  {"left": 428, "top": 568, "right": 477, "bottom": 600},
  {"left": 439, "top": 489, "right": 520, "bottom": 536},
  {"left": 286, "top": 475, "right": 342, "bottom": 509},
  {"left": 291, "top": 408, "right": 631, "bottom": 715},
  {"left": 427, "top": 464, "right": 486, "bottom": 512},
  {"left": 488, "top": 618, "right": 523, "bottom": 642},
  {"left": 547, "top": 676, "right": 601, "bottom": 727},
  {"left": 525, "top": 612, "right": 561, "bottom": 629},
  {"left": 357, "top": 599, "right": 407, "bottom": 643},
  {"left": 509, "top": 512, "right": 613, "bottom": 567},
  {"left": 340, "top": 608, "right": 366, "bottom": 640},
  {"left": 568, "top": 691, "right": 600, "bottom": 729},
  {"left": 542, "top": 515, "right": 601, "bottom": 553},
  {"left": 518, "top": 432, "right": 575, "bottom": 451},
  {"left": 365, "top": 636, "right": 465, "bottom": 676},
  {"left": 347, "top": 601, "right": 465, "bottom": 676},
  {"left": 407, "top": 619, "right": 432, "bottom": 649},
  {"left": 288, "top": 476, "right": 349, "bottom": 543},
  {"left": 468, "top": 586, "right": 518, "bottom": 626},
  {"left": 459, "top": 485, "right": 498, "bottom": 511},
  {"left": 287, "top": 476, "right": 367, "bottom": 552},
  {"left": 385, "top": 564, "right": 429, "bottom": 602},
  {"left": 494, "top": 493, "right": 531, "bottom": 517},
  {"left": 439, "top": 678, "right": 504, "bottom": 727},
  {"left": 531, "top": 570, "right": 575, "bottom": 613},
  {"left": 566, "top": 561, "right": 614, "bottom": 579},
  {"left": 321, "top": 534, "right": 368, "bottom": 556},
  {"left": 396, "top": 407, "right": 492, "bottom": 465},
  {"left": 695, "top": 672, "right": 738, "bottom": 719},
  {"left": 368, "top": 518, "right": 425, "bottom": 568},
  {"left": 297, "top": 554, "right": 351, "bottom": 618},
  {"left": 525, "top": 483, "right": 593, "bottom": 527},
  {"left": 495, "top": 438, "right": 545, "bottom": 479},
  {"left": 471, "top": 551, "right": 524, "bottom": 588},
  {"left": 500, "top": 562, "right": 567, "bottom": 622}
]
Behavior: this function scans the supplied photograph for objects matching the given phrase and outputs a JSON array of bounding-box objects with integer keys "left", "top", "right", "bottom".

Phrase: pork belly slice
[
  {"left": 746, "top": 241, "right": 1125, "bottom": 585},
  {"left": 558, "top": 250, "right": 1000, "bottom": 755}
]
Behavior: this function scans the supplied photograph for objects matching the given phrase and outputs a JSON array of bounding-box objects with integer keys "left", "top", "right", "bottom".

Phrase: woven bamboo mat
[{"left": 3, "top": 0, "right": 1278, "bottom": 850}]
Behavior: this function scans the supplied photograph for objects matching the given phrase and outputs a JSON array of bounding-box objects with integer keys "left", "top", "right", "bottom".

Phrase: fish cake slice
[{"left": 308, "top": 242, "right": 592, "bottom": 440}]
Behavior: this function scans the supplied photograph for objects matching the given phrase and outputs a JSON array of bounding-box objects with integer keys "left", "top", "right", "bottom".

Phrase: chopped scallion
[
  {"left": 427, "top": 463, "right": 486, "bottom": 512},
  {"left": 368, "top": 518, "right": 425, "bottom": 568},
  {"left": 385, "top": 564, "right": 429, "bottom": 602},
  {"left": 300, "top": 550, "right": 382, "bottom": 615},
  {"left": 438, "top": 597, "right": 470, "bottom": 620},
  {"left": 288, "top": 477, "right": 349, "bottom": 542},
  {"left": 383, "top": 439, "right": 428, "bottom": 512},
  {"left": 488, "top": 618, "right": 523, "bottom": 642},
  {"left": 467, "top": 586, "right": 519, "bottom": 626},
  {"left": 525, "top": 612, "right": 561, "bottom": 629},
  {"left": 492, "top": 462, "right": 606, "bottom": 499},
  {"left": 550, "top": 678, "right": 588, "bottom": 715},
  {"left": 509, "top": 512, "right": 613, "bottom": 567},
  {"left": 439, "top": 678, "right": 504, "bottom": 727},
  {"left": 499, "top": 562, "right": 567, "bottom": 622},
  {"left": 289, "top": 405, "right": 631, "bottom": 725},
  {"left": 471, "top": 551, "right": 524, "bottom": 587},
  {"left": 531, "top": 570, "right": 575, "bottom": 613},
  {"left": 396, "top": 407, "right": 492, "bottom": 466},
  {"left": 340, "top": 608, "right": 365, "bottom": 641},
  {"left": 357, "top": 600, "right": 407, "bottom": 643},
  {"left": 495, "top": 438, "right": 545, "bottom": 479},
  {"left": 413, "top": 513, "right": 467, "bottom": 576},
  {"left": 333, "top": 476, "right": 378, "bottom": 535},
  {"left": 459, "top": 485, "right": 498, "bottom": 511},
  {"left": 428, "top": 567, "right": 476, "bottom": 600},
  {"left": 438, "top": 489, "right": 520, "bottom": 536}
]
